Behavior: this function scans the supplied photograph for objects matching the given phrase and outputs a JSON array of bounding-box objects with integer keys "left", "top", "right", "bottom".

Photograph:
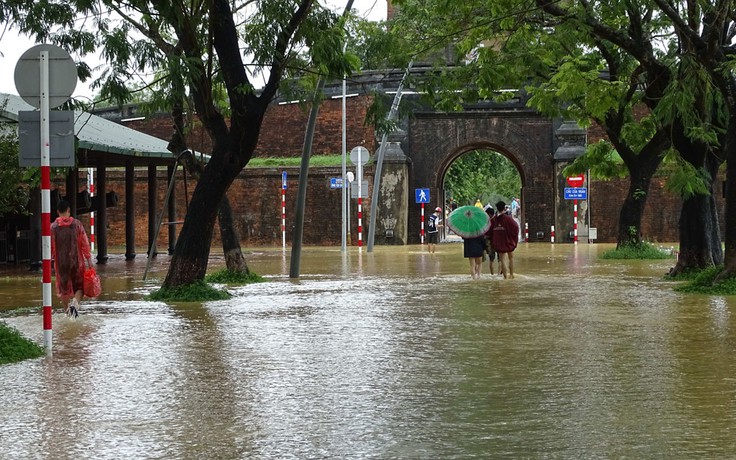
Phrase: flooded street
[{"left": 2, "top": 242, "right": 736, "bottom": 458}]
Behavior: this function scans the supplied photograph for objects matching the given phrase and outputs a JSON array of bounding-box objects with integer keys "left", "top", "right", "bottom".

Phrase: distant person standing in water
[
  {"left": 427, "top": 207, "right": 443, "bottom": 253},
  {"left": 51, "top": 200, "right": 93, "bottom": 318},
  {"left": 490, "top": 200, "right": 519, "bottom": 279}
]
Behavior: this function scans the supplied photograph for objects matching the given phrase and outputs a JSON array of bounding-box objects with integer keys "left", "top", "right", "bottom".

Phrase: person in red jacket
[
  {"left": 51, "top": 200, "right": 93, "bottom": 318},
  {"left": 490, "top": 200, "right": 520, "bottom": 279}
]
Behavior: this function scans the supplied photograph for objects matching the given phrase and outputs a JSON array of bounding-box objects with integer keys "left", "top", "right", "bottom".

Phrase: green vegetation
[
  {"left": 674, "top": 266, "right": 736, "bottom": 295},
  {"left": 600, "top": 242, "right": 673, "bottom": 260},
  {"left": 444, "top": 150, "right": 521, "bottom": 206},
  {"left": 0, "top": 322, "right": 44, "bottom": 365},
  {"left": 246, "top": 155, "right": 349, "bottom": 168},
  {"left": 205, "top": 269, "right": 265, "bottom": 284},
  {"left": 146, "top": 280, "right": 231, "bottom": 302}
]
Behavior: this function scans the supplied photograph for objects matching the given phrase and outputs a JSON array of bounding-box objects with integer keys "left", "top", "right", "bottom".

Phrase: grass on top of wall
[{"left": 247, "top": 155, "right": 365, "bottom": 168}]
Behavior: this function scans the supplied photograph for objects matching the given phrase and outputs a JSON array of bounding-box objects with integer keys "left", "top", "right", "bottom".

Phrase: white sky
[{"left": 0, "top": 0, "right": 387, "bottom": 100}]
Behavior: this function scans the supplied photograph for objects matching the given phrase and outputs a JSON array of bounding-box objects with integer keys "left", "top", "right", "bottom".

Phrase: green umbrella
[{"left": 446, "top": 205, "right": 491, "bottom": 238}]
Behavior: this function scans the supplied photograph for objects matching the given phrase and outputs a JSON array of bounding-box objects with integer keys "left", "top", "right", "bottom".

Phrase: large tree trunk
[
  {"left": 616, "top": 169, "right": 654, "bottom": 247},
  {"left": 169, "top": 104, "right": 250, "bottom": 276},
  {"left": 668, "top": 112, "right": 724, "bottom": 275},
  {"left": 218, "top": 196, "right": 250, "bottom": 273},
  {"left": 163, "top": 153, "right": 243, "bottom": 287},
  {"left": 717, "top": 101, "right": 736, "bottom": 279},
  {"left": 669, "top": 191, "right": 722, "bottom": 275}
]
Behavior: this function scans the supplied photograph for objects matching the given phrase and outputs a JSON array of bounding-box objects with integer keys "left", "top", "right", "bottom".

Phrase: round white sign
[
  {"left": 14, "top": 44, "right": 78, "bottom": 109},
  {"left": 349, "top": 146, "right": 370, "bottom": 165}
]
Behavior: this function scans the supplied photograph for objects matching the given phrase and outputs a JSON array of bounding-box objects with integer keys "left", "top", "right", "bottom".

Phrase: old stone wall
[{"left": 75, "top": 167, "right": 372, "bottom": 252}]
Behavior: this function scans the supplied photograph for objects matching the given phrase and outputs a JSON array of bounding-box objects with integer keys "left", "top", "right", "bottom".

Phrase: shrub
[
  {"left": 600, "top": 242, "right": 673, "bottom": 260},
  {"left": 0, "top": 322, "right": 44, "bottom": 365},
  {"left": 205, "top": 269, "right": 264, "bottom": 285},
  {"left": 146, "top": 280, "right": 231, "bottom": 302}
]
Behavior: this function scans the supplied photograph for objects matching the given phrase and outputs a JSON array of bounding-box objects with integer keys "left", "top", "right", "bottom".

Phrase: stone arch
[{"left": 406, "top": 111, "right": 556, "bottom": 243}]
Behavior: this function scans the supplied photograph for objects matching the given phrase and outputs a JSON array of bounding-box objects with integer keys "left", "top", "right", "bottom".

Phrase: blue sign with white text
[
  {"left": 282, "top": 171, "right": 287, "bottom": 189},
  {"left": 330, "top": 177, "right": 343, "bottom": 189},
  {"left": 415, "top": 188, "right": 430, "bottom": 203},
  {"left": 564, "top": 187, "right": 587, "bottom": 200}
]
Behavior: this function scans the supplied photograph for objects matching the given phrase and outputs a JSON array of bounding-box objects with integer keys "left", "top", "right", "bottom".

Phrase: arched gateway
[{"left": 405, "top": 109, "right": 559, "bottom": 244}]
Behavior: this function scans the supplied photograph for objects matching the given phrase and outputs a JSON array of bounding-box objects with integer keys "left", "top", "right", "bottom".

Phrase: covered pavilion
[{"left": 0, "top": 93, "right": 180, "bottom": 267}]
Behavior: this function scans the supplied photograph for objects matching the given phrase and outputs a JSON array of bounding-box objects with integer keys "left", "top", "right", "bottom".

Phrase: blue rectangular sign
[
  {"left": 564, "top": 187, "right": 587, "bottom": 200},
  {"left": 282, "top": 171, "right": 287, "bottom": 189},
  {"left": 330, "top": 177, "right": 343, "bottom": 189},
  {"left": 415, "top": 188, "right": 430, "bottom": 203}
]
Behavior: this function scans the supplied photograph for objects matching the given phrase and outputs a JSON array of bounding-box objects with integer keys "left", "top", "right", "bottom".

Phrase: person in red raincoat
[
  {"left": 51, "top": 199, "right": 92, "bottom": 317},
  {"left": 490, "top": 200, "right": 519, "bottom": 279}
]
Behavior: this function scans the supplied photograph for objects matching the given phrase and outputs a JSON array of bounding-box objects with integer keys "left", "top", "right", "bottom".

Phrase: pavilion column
[
  {"left": 167, "top": 165, "right": 177, "bottom": 255},
  {"left": 66, "top": 168, "right": 78, "bottom": 217},
  {"left": 125, "top": 161, "right": 136, "bottom": 260},
  {"left": 96, "top": 160, "right": 109, "bottom": 264},
  {"left": 147, "top": 164, "right": 158, "bottom": 257}
]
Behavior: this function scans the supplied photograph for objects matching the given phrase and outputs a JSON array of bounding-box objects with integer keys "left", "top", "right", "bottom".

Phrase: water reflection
[{"left": 2, "top": 243, "right": 736, "bottom": 458}]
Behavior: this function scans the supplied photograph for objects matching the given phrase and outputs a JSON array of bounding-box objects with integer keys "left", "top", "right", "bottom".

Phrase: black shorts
[{"left": 427, "top": 232, "right": 439, "bottom": 244}]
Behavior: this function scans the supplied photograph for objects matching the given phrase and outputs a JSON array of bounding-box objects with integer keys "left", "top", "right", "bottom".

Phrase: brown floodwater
[{"left": 1, "top": 242, "right": 735, "bottom": 458}]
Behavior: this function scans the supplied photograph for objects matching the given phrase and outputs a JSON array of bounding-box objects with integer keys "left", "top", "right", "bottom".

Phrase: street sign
[
  {"left": 349, "top": 146, "right": 370, "bottom": 165},
  {"left": 415, "top": 188, "right": 430, "bottom": 203},
  {"left": 282, "top": 171, "right": 287, "bottom": 189},
  {"left": 566, "top": 174, "right": 585, "bottom": 187},
  {"left": 564, "top": 187, "right": 587, "bottom": 200},
  {"left": 330, "top": 177, "right": 343, "bottom": 189},
  {"left": 18, "top": 110, "right": 75, "bottom": 167},
  {"left": 14, "top": 44, "right": 77, "bottom": 109},
  {"left": 351, "top": 180, "right": 369, "bottom": 198}
]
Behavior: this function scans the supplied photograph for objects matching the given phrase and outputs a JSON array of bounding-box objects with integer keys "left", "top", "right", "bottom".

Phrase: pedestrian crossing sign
[{"left": 415, "top": 188, "right": 430, "bottom": 203}]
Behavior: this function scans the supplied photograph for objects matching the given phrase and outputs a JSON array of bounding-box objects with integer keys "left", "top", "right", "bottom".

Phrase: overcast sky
[{"left": 0, "top": 0, "right": 387, "bottom": 100}]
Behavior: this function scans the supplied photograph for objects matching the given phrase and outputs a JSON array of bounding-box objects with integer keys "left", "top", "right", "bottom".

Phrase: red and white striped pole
[
  {"left": 551, "top": 225, "right": 555, "bottom": 243},
  {"left": 281, "top": 187, "right": 286, "bottom": 248},
  {"left": 420, "top": 203, "right": 425, "bottom": 244},
  {"left": 524, "top": 222, "right": 529, "bottom": 242},
  {"left": 40, "top": 51, "right": 53, "bottom": 353},
  {"left": 573, "top": 199, "right": 579, "bottom": 244},
  {"left": 87, "top": 168, "right": 95, "bottom": 253},
  {"left": 357, "top": 151, "right": 363, "bottom": 249},
  {"left": 357, "top": 196, "right": 363, "bottom": 248}
]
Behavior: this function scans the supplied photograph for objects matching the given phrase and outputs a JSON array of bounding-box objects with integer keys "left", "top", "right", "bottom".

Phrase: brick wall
[
  {"left": 73, "top": 167, "right": 371, "bottom": 251},
  {"left": 122, "top": 96, "right": 377, "bottom": 158}
]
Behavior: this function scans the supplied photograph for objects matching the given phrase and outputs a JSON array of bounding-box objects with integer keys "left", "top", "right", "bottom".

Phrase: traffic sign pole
[
  {"left": 40, "top": 51, "right": 53, "bottom": 355},
  {"left": 420, "top": 203, "right": 425, "bottom": 244},
  {"left": 574, "top": 199, "right": 579, "bottom": 245}
]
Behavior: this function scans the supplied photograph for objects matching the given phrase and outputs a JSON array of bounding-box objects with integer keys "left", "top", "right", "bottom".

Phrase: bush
[
  {"left": 205, "top": 269, "right": 265, "bottom": 284},
  {"left": 600, "top": 242, "right": 673, "bottom": 260},
  {"left": 146, "top": 280, "right": 231, "bottom": 302},
  {"left": 0, "top": 322, "right": 44, "bottom": 365},
  {"left": 675, "top": 266, "right": 736, "bottom": 295}
]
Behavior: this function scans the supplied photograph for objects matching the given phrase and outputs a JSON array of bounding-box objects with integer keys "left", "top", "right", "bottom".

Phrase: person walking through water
[
  {"left": 427, "top": 206, "right": 443, "bottom": 253},
  {"left": 51, "top": 199, "right": 93, "bottom": 318},
  {"left": 490, "top": 200, "right": 519, "bottom": 279},
  {"left": 483, "top": 206, "right": 497, "bottom": 275}
]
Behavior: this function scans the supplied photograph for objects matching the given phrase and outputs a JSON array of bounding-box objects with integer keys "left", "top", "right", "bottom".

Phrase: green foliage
[
  {"left": 0, "top": 322, "right": 45, "bottom": 365},
  {"left": 600, "top": 242, "right": 673, "bottom": 260},
  {"left": 661, "top": 152, "right": 711, "bottom": 199},
  {"left": 675, "top": 266, "right": 736, "bottom": 295},
  {"left": 562, "top": 140, "right": 628, "bottom": 179},
  {"left": 444, "top": 150, "right": 521, "bottom": 206},
  {"left": 0, "top": 132, "right": 31, "bottom": 218},
  {"left": 246, "top": 155, "right": 346, "bottom": 167},
  {"left": 205, "top": 269, "right": 265, "bottom": 284},
  {"left": 146, "top": 280, "right": 231, "bottom": 302}
]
